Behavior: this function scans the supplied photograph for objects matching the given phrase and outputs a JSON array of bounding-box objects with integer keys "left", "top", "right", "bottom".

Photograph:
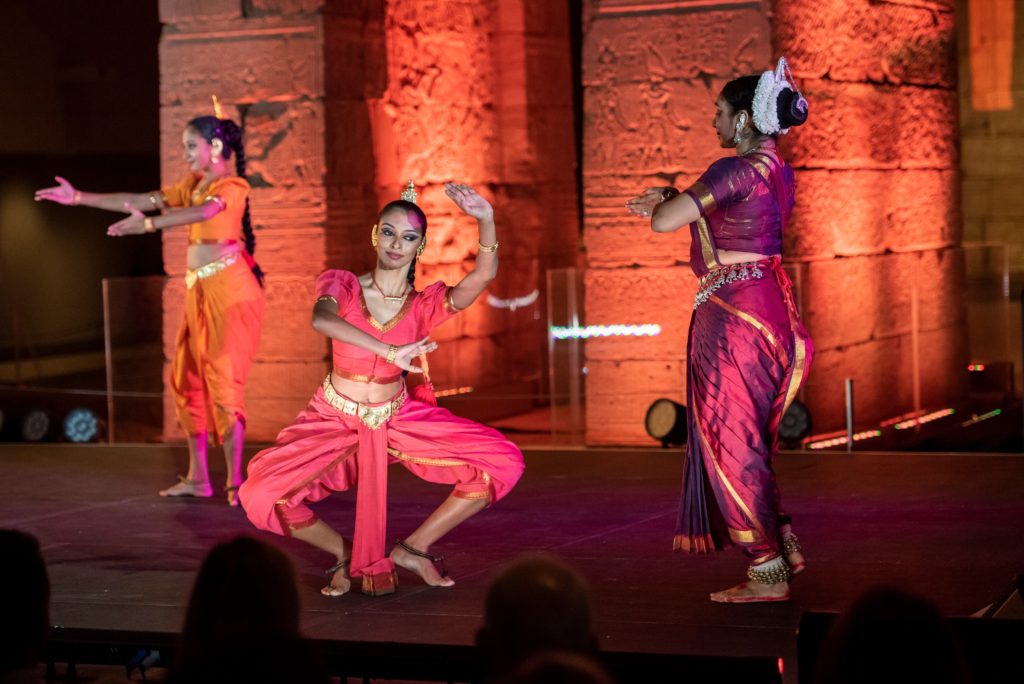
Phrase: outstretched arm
[
  {"left": 444, "top": 182, "right": 498, "bottom": 310},
  {"left": 311, "top": 298, "right": 437, "bottom": 373},
  {"left": 106, "top": 199, "right": 225, "bottom": 237},
  {"left": 34, "top": 176, "right": 162, "bottom": 214}
]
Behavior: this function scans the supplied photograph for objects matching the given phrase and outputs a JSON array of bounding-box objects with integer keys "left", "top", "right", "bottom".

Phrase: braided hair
[
  {"left": 377, "top": 199, "right": 427, "bottom": 289},
  {"left": 187, "top": 115, "right": 265, "bottom": 287}
]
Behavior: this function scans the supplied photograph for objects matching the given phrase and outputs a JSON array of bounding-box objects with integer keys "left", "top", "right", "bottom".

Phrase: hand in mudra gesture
[
  {"left": 626, "top": 186, "right": 678, "bottom": 218},
  {"left": 445, "top": 182, "right": 493, "bottom": 222},
  {"left": 107, "top": 203, "right": 146, "bottom": 236},
  {"left": 392, "top": 337, "right": 438, "bottom": 373},
  {"left": 34, "top": 176, "right": 77, "bottom": 205}
]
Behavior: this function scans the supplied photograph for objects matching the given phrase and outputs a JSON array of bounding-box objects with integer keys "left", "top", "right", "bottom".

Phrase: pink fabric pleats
[
  {"left": 239, "top": 385, "right": 524, "bottom": 578},
  {"left": 675, "top": 258, "right": 812, "bottom": 562}
]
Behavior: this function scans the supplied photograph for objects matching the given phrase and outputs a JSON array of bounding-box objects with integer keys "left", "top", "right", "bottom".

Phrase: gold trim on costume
[
  {"left": 359, "top": 288, "right": 416, "bottom": 333},
  {"left": 387, "top": 447, "right": 465, "bottom": 468},
  {"left": 783, "top": 336, "right": 807, "bottom": 414},
  {"left": 708, "top": 295, "right": 786, "bottom": 365},
  {"left": 728, "top": 527, "right": 757, "bottom": 543},
  {"left": 454, "top": 490, "right": 491, "bottom": 500},
  {"left": 694, "top": 413, "right": 766, "bottom": 544},
  {"left": 184, "top": 251, "right": 240, "bottom": 289},
  {"left": 273, "top": 442, "right": 359, "bottom": 536},
  {"left": 746, "top": 156, "right": 772, "bottom": 182},
  {"left": 688, "top": 181, "right": 717, "bottom": 215},
  {"left": 332, "top": 369, "right": 402, "bottom": 385},
  {"left": 316, "top": 295, "right": 338, "bottom": 306},
  {"left": 695, "top": 217, "right": 719, "bottom": 270}
]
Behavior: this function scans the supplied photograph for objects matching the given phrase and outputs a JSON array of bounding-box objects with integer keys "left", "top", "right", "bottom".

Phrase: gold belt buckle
[{"left": 358, "top": 403, "right": 392, "bottom": 430}]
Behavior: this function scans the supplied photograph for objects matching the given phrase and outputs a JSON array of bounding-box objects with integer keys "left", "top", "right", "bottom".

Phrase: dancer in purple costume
[{"left": 627, "top": 58, "right": 812, "bottom": 603}]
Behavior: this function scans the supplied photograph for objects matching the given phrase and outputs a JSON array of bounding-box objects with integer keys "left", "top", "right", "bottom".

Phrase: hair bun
[{"left": 777, "top": 88, "right": 808, "bottom": 129}]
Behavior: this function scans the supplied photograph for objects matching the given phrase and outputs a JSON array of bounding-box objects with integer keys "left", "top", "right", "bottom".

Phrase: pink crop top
[
  {"left": 682, "top": 150, "right": 795, "bottom": 275},
  {"left": 315, "top": 269, "right": 460, "bottom": 383}
]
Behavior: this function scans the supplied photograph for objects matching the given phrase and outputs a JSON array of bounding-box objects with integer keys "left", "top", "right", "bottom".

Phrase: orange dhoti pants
[
  {"left": 170, "top": 257, "right": 265, "bottom": 441},
  {"left": 239, "top": 383, "right": 525, "bottom": 579}
]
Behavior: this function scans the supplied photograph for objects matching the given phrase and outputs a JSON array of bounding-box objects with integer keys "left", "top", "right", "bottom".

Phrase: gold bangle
[
  {"left": 385, "top": 344, "right": 398, "bottom": 364},
  {"left": 478, "top": 240, "right": 499, "bottom": 253},
  {"left": 148, "top": 192, "right": 160, "bottom": 208},
  {"left": 143, "top": 217, "right": 157, "bottom": 233},
  {"left": 73, "top": 190, "right": 82, "bottom": 206}
]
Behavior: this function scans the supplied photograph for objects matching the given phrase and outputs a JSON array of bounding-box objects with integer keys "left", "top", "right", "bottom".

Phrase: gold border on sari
[
  {"left": 695, "top": 217, "right": 719, "bottom": 270},
  {"left": 687, "top": 181, "right": 717, "bottom": 215},
  {"left": 708, "top": 295, "right": 787, "bottom": 366},
  {"left": 387, "top": 447, "right": 465, "bottom": 468},
  {"left": 693, "top": 411, "right": 767, "bottom": 544}
]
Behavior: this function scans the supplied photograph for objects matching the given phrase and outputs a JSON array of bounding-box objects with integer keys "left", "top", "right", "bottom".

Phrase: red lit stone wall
[
  {"left": 774, "top": 0, "right": 967, "bottom": 429},
  {"left": 581, "top": 1, "right": 774, "bottom": 444},
  {"left": 582, "top": 0, "right": 967, "bottom": 443},
  {"left": 159, "top": 1, "right": 578, "bottom": 440}
]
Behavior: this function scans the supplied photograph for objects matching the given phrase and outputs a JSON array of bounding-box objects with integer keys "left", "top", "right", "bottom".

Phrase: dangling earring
[
  {"left": 733, "top": 113, "right": 747, "bottom": 145},
  {"left": 416, "top": 237, "right": 426, "bottom": 257},
  {"left": 370, "top": 224, "right": 378, "bottom": 248}
]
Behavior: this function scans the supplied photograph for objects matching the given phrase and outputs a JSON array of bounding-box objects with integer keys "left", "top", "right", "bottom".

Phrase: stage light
[
  {"left": 63, "top": 407, "right": 99, "bottom": 442},
  {"left": 21, "top": 409, "right": 51, "bottom": 442},
  {"left": 893, "top": 408, "right": 955, "bottom": 430},
  {"left": 645, "top": 398, "right": 687, "bottom": 447},
  {"left": 779, "top": 400, "right": 811, "bottom": 444}
]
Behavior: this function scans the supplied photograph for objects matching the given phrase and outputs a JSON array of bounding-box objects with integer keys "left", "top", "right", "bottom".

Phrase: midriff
[
  {"left": 717, "top": 248, "right": 778, "bottom": 266},
  {"left": 329, "top": 371, "right": 403, "bottom": 405},
  {"left": 187, "top": 241, "right": 242, "bottom": 270}
]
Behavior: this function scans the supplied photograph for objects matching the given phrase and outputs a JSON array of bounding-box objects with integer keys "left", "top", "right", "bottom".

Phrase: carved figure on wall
[
  {"left": 627, "top": 57, "right": 813, "bottom": 603},
  {"left": 36, "top": 102, "right": 265, "bottom": 508}
]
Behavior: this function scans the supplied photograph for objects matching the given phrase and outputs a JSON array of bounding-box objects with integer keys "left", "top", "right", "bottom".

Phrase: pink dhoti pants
[{"left": 239, "top": 384, "right": 525, "bottom": 578}]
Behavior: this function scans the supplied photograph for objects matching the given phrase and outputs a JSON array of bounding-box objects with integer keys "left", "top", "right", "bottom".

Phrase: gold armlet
[{"left": 478, "top": 240, "right": 499, "bottom": 253}]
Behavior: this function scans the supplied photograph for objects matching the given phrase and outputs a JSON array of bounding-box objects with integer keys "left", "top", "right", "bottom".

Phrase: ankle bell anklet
[{"left": 747, "top": 557, "right": 790, "bottom": 585}]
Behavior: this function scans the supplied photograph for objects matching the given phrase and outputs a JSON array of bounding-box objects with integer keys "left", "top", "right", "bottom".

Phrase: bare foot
[
  {"left": 390, "top": 544, "right": 455, "bottom": 587},
  {"left": 709, "top": 580, "right": 790, "bottom": 603},
  {"left": 321, "top": 562, "right": 352, "bottom": 597},
  {"left": 159, "top": 478, "right": 213, "bottom": 498}
]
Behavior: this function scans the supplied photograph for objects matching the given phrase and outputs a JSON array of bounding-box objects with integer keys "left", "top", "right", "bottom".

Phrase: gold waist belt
[
  {"left": 321, "top": 375, "right": 407, "bottom": 430},
  {"left": 185, "top": 251, "right": 239, "bottom": 289},
  {"left": 694, "top": 260, "right": 766, "bottom": 310}
]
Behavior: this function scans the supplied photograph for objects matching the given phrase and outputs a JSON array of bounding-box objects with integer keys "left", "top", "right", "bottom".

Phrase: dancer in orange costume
[
  {"left": 35, "top": 104, "right": 264, "bottom": 506},
  {"left": 240, "top": 182, "right": 524, "bottom": 597}
]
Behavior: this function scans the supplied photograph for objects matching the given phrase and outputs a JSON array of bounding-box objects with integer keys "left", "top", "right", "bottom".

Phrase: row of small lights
[{"left": 549, "top": 324, "right": 661, "bottom": 340}]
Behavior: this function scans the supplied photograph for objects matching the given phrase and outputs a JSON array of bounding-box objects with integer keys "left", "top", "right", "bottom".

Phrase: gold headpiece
[
  {"left": 212, "top": 95, "right": 224, "bottom": 120},
  {"left": 400, "top": 180, "right": 417, "bottom": 204}
]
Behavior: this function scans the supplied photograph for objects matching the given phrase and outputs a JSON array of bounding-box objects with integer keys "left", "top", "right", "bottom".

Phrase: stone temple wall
[
  {"left": 159, "top": 0, "right": 578, "bottom": 440},
  {"left": 581, "top": 0, "right": 966, "bottom": 444}
]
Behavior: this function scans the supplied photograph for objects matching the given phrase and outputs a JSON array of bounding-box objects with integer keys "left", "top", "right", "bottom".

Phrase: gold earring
[
  {"left": 371, "top": 224, "right": 378, "bottom": 248},
  {"left": 417, "top": 237, "right": 426, "bottom": 257}
]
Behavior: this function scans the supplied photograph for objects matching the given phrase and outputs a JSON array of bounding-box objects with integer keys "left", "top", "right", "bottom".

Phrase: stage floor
[{"left": 2, "top": 443, "right": 1023, "bottom": 681}]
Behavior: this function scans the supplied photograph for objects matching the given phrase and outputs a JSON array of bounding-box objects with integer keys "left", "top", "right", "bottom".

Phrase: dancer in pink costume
[
  {"left": 628, "top": 58, "right": 813, "bottom": 603},
  {"left": 240, "top": 181, "right": 524, "bottom": 597}
]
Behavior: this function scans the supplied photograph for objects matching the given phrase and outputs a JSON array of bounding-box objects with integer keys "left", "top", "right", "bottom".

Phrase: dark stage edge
[{"left": 2, "top": 443, "right": 1023, "bottom": 683}]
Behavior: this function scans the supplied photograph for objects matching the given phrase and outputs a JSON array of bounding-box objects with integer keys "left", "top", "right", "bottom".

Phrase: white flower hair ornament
[{"left": 752, "top": 57, "right": 808, "bottom": 136}]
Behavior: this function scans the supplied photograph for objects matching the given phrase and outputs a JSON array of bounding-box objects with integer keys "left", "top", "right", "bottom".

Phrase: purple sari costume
[{"left": 673, "top": 146, "right": 813, "bottom": 568}]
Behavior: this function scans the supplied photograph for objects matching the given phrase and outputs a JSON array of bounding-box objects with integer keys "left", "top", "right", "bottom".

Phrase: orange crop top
[
  {"left": 315, "top": 270, "right": 461, "bottom": 383},
  {"left": 160, "top": 174, "right": 250, "bottom": 243}
]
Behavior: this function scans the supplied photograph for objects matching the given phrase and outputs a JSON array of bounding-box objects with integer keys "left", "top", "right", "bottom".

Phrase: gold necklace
[{"left": 371, "top": 271, "right": 409, "bottom": 303}]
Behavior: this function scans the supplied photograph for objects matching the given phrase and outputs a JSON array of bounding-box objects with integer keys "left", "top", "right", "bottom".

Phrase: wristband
[
  {"left": 385, "top": 344, "right": 399, "bottom": 364},
  {"left": 143, "top": 217, "right": 157, "bottom": 233}
]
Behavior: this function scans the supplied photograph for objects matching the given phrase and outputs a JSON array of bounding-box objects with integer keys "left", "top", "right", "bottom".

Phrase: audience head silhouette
[
  {"left": 0, "top": 530, "right": 50, "bottom": 678},
  {"left": 814, "top": 585, "right": 970, "bottom": 684},
  {"left": 478, "top": 554, "right": 598, "bottom": 679},
  {"left": 171, "top": 536, "right": 326, "bottom": 684}
]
